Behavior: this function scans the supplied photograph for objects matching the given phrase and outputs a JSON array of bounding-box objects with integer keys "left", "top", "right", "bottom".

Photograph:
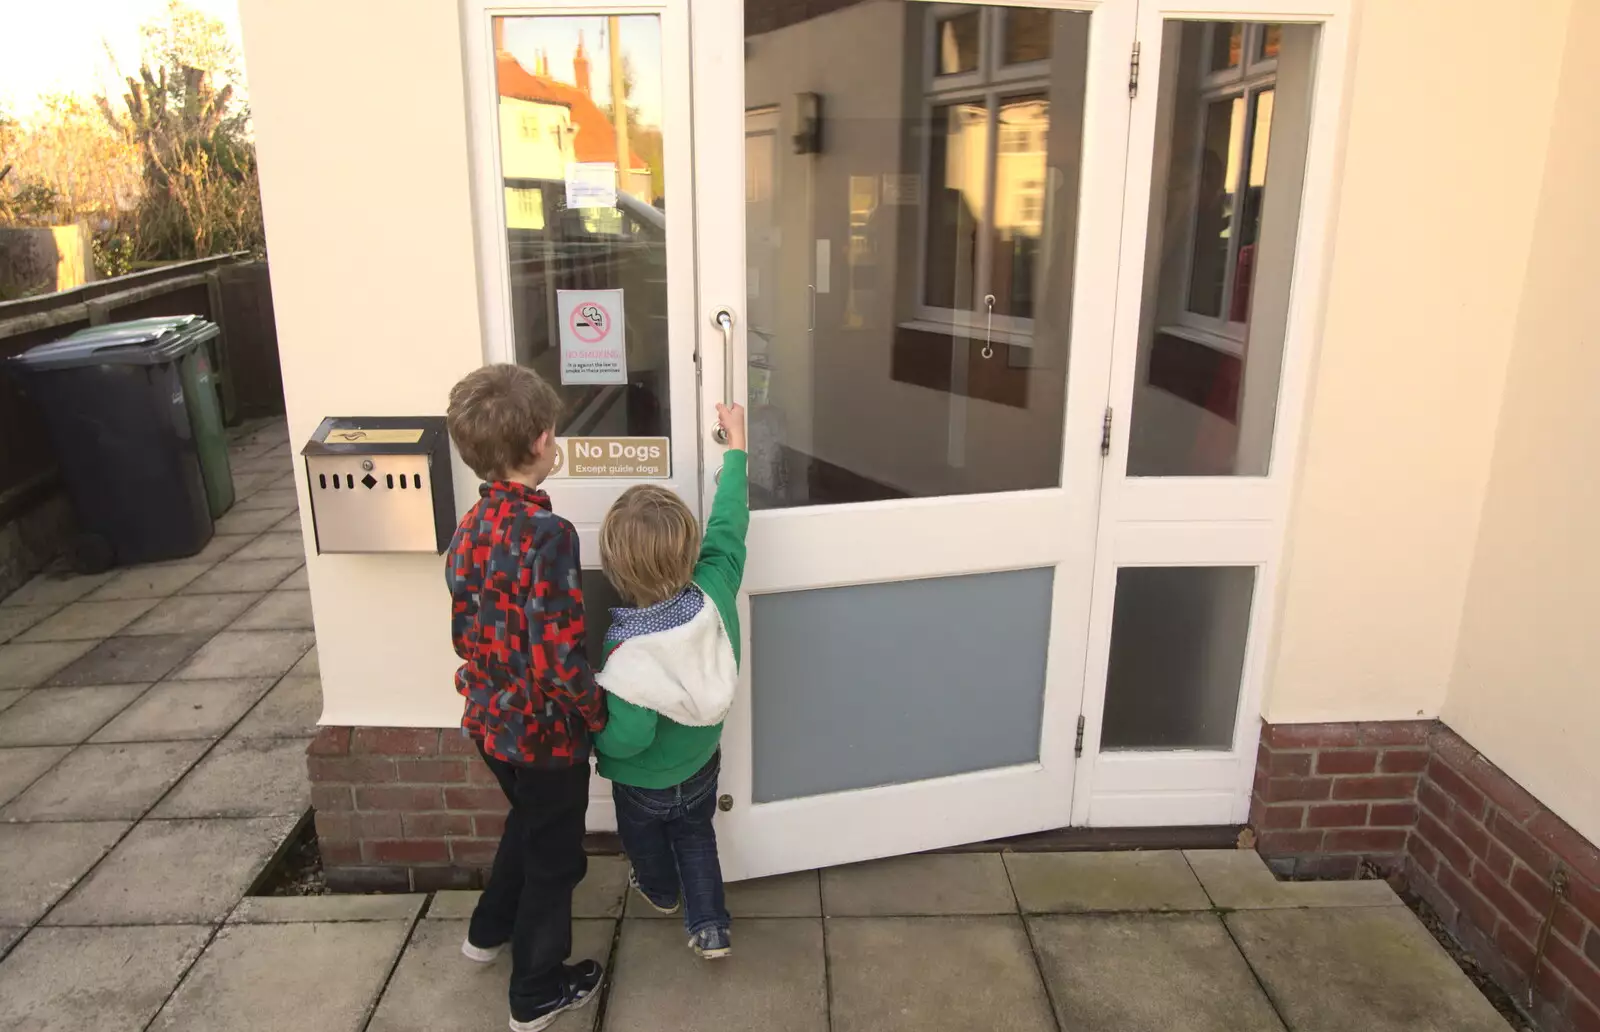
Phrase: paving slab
[
  {"left": 371, "top": 918, "right": 610, "bottom": 1032},
  {"left": 233, "top": 488, "right": 300, "bottom": 512},
  {"left": 272, "top": 513, "right": 306, "bottom": 535},
  {"left": 0, "top": 683, "right": 148, "bottom": 746},
  {"left": 172, "top": 629, "right": 316, "bottom": 680},
  {"left": 1227, "top": 906, "right": 1511, "bottom": 1032},
  {"left": 214, "top": 507, "right": 297, "bottom": 536},
  {"left": 16, "top": 598, "right": 158, "bottom": 641},
  {"left": 827, "top": 916, "right": 1054, "bottom": 1032},
  {"left": 232, "top": 533, "right": 307, "bottom": 562},
  {"left": 1005, "top": 849, "right": 1211, "bottom": 913},
  {"left": 822, "top": 853, "right": 1017, "bottom": 915},
  {"left": 1030, "top": 912, "right": 1284, "bottom": 1032},
  {"left": 0, "top": 746, "right": 69, "bottom": 806},
  {"left": 0, "top": 689, "right": 24, "bottom": 713},
  {"left": 3, "top": 740, "right": 208, "bottom": 821},
  {"left": 229, "top": 674, "right": 321, "bottom": 738},
  {"left": 85, "top": 563, "right": 212, "bottom": 601},
  {"left": 2, "top": 571, "right": 112, "bottom": 608},
  {"left": 626, "top": 870, "right": 822, "bottom": 918},
  {"left": 151, "top": 533, "right": 251, "bottom": 567},
  {"left": 0, "top": 640, "right": 97, "bottom": 688},
  {"left": 0, "top": 925, "right": 210, "bottom": 1032},
  {"left": 124, "top": 592, "right": 264, "bottom": 636},
  {"left": 230, "top": 894, "right": 426, "bottom": 924},
  {"left": 230, "top": 589, "right": 313, "bottom": 630},
  {"left": 91, "top": 678, "right": 277, "bottom": 742},
  {"left": 182, "top": 558, "right": 302, "bottom": 595},
  {"left": 0, "top": 926, "right": 20, "bottom": 955},
  {"left": 45, "top": 816, "right": 295, "bottom": 925},
  {"left": 430, "top": 856, "right": 630, "bottom": 920},
  {"left": 0, "top": 820, "right": 128, "bottom": 925},
  {"left": 605, "top": 917, "right": 825, "bottom": 1032},
  {"left": 47, "top": 633, "right": 211, "bottom": 686},
  {"left": 291, "top": 647, "right": 319, "bottom": 676},
  {"left": 1185, "top": 849, "right": 1402, "bottom": 909},
  {"left": 153, "top": 736, "right": 312, "bottom": 818},
  {"left": 0, "top": 605, "right": 60, "bottom": 644},
  {"left": 149, "top": 919, "right": 412, "bottom": 1032},
  {"left": 230, "top": 472, "right": 279, "bottom": 499}
]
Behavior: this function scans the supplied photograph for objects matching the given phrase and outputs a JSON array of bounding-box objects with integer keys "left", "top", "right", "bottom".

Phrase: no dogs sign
[{"left": 557, "top": 289, "right": 627, "bottom": 385}]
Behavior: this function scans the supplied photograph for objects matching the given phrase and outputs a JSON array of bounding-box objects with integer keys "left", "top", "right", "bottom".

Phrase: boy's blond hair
[
  {"left": 445, "top": 364, "right": 562, "bottom": 480},
  {"left": 600, "top": 486, "right": 700, "bottom": 606}
]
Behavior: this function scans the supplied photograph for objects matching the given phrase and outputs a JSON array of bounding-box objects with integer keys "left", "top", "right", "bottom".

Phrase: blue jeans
[{"left": 612, "top": 752, "right": 729, "bottom": 935}]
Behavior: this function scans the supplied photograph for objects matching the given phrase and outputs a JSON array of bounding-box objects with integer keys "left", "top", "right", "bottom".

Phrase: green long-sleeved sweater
[{"left": 593, "top": 451, "right": 748, "bottom": 788}]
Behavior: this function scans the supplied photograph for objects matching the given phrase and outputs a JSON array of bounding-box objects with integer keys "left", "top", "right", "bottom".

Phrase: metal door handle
[{"left": 711, "top": 307, "right": 735, "bottom": 444}]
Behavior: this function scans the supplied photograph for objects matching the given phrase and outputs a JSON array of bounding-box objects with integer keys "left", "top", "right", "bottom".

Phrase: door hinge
[
  {"left": 1100, "top": 407, "right": 1113, "bottom": 457},
  {"left": 1074, "top": 715, "right": 1087, "bottom": 758},
  {"left": 1128, "top": 41, "right": 1141, "bottom": 98}
]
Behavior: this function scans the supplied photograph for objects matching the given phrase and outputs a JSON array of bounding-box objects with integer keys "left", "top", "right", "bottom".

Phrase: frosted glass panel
[
  {"left": 751, "top": 568, "right": 1053, "bottom": 803},
  {"left": 1102, "top": 566, "right": 1255, "bottom": 749}
]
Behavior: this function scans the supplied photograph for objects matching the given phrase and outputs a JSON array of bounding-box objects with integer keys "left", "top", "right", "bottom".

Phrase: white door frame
[
  {"left": 694, "top": 0, "right": 1138, "bottom": 880},
  {"left": 1073, "top": 0, "right": 1354, "bottom": 828}
]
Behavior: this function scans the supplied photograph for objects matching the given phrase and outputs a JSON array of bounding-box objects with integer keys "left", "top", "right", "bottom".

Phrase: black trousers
[{"left": 468, "top": 744, "right": 591, "bottom": 1017}]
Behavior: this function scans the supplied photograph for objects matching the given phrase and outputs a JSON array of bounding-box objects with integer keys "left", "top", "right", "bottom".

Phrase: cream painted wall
[
  {"left": 1263, "top": 0, "right": 1572, "bottom": 724},
  {"left": 1441, "top": 0, "right": 1600, "bottom": 844},
  {"left": 239, "top": 0, "right": 484, "bottom": 726}
]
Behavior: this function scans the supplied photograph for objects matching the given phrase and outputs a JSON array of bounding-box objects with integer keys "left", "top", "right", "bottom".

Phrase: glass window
[
  {"left": 1004, "top": 8, "right": 1052, "bottom": 65},
  {"left": 936, "top": 12, "right": 981, "bottom": 75},
  {"left": 492, "top": 15, "right": 670, "bottom": 438},
  {"left": 1259, "top": 24, "right": 1282, "bottom": 61},
  {"left": 1101, "top": 566, "right": 1256, "bottom": 750},
  {"left": 1127, "top": 22, "right": 1316, "bottom": 477},
  {"left": 991, "top": 95, "right": 1050, "bottom": 320},
  {"left": 744, "top": 4, "right": 1090, "bottom": 508},
  {"left": 1208, "top": 22, "right": 1242, "bottom": 72},
  {"left": 1184, "top": 96, "right": 1244, "bottom": 319},
  {"left": 924, "top": 102, "right": 990, "bottom": 312}
]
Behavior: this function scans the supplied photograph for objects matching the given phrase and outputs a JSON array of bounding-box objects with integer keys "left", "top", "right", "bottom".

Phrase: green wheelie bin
[{"left": 54, "top": 317, "right": 235, "bottom": 518}]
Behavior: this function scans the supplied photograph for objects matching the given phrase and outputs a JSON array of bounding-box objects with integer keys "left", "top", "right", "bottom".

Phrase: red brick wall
[
  {"left": 1249, "top": 719, "right": 1432, "bottom": 879},
  {"left": 1251, "top": 720, "right": 1600, "bottom": 1032},
  {"left": 1407, "top": 729, "right": 1600, "bottom": 1032},
  {"left": 307, "top": 726, "right": 507, "bottom": 892}
]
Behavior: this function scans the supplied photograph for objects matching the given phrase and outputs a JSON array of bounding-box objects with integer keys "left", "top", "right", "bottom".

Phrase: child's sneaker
[
  {"left": 461, "top": 938, "right": 502, "bottom": 963},
  {"left": 508, "top": 960, "right": 604, "bottom": 1032},
  {"left": 688, "top": 926, "right": 732, "bottom": 960},
  {"left": 629, "top": 868, "right": 681, "bottom": 915}
]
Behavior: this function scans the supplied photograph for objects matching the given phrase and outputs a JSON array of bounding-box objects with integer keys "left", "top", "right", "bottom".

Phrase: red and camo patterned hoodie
[{"left": 447, "top": 481, "right": 605, "bottom": 766}]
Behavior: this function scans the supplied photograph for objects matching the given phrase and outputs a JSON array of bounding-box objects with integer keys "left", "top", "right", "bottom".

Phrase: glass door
[{"left": 693, "top": 0, "right": 1138, "bottom": 880}]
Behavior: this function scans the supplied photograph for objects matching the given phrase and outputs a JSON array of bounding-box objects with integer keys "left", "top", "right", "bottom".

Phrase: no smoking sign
[{"left": 557, "top": 289, "right": 627, "bottom": 385}]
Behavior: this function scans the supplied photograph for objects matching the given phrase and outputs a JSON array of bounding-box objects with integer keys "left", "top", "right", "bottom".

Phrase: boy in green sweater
[{"left": 594, "top": 403, "right": 748, "bottom": 960}]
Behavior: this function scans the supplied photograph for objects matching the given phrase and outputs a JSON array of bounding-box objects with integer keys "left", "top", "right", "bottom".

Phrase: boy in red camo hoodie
[{"left": 444, "top": 364, "right": 606, "bottom": 1032}]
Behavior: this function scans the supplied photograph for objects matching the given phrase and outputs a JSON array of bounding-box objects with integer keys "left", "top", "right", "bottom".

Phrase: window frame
[
  {"left": 913, "top": 4, "right": 1055, "bottom": 344},
  {"left": 1164, "top": 21, "right": 1278, "bottom": 351}
]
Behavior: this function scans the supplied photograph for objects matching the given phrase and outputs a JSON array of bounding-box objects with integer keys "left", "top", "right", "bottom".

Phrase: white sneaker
[{"left": 462, "top": 938, "right": 503, "bottom": 963}]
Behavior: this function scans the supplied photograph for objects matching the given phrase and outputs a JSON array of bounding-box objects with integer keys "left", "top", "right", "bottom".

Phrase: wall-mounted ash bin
[{"left": 300, "top": 417, "right": 455, "bottom": 554}]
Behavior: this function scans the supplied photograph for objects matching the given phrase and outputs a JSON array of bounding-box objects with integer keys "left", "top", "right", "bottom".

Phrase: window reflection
[
  {"left": 493, "top": 15, "right": 669, "bottom": 438},
  {"left": 743, "top": 2, "right": 1089, "bottom": 508},
  {"left": 1128, "top": 22, "right": 1316, "bottom": 477}
]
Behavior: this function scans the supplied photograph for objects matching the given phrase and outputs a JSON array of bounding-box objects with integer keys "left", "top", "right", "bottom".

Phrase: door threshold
[{"left": 931, "top": 824, "right": 1246, "bottom": 854}]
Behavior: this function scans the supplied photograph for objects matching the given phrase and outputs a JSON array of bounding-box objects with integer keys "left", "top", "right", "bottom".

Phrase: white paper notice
[
  {"left": 564, "top": 162, "right": 617, "bottom": 209},
  {"left": 557, "top": 289, "right": 627, "bottom": 385}
]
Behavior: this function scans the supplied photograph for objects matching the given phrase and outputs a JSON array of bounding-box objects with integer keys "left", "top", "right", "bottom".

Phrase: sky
[{"left": 0, "top": 0, "right": 245, "bottom": 118}]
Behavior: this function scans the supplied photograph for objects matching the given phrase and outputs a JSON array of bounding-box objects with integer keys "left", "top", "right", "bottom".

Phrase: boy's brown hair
[
  {"left": 600, "top": 486, "right": 700, "bottom": 606},
  {"left": 445, "top": 364, "right": 562, "bottom": 480}
]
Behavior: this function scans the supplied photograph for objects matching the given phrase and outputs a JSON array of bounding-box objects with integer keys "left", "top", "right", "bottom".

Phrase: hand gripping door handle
[{"left": 711, "top": 307, "right": 735, "bottom": 444}]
